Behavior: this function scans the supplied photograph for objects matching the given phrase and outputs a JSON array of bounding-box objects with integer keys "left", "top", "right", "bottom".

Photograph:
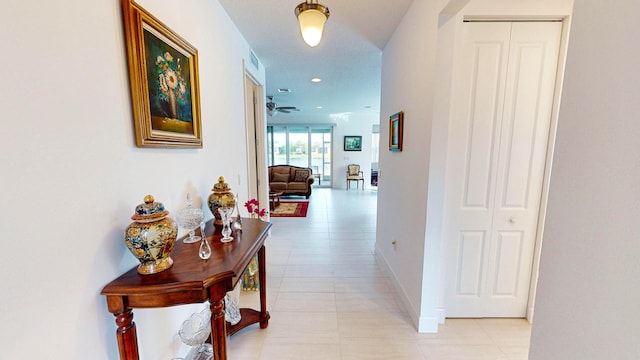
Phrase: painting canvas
[
  {"left": 144, "top": 28, "right": 194, "bottom": 133},
  {"left": 344, "top": 136, "right": 362, "bottom": 151},
  {"left": 122, "top": 0, "right": 202, "bottom": 148}
]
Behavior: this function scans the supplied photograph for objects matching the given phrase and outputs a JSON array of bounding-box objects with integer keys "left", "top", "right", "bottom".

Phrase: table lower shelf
[{"left": 226, "top": 308, "right": 270, "bottom": 336}]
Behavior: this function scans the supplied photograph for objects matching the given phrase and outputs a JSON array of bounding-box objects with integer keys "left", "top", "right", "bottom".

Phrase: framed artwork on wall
[
  {"left": 122, "top": 0, "right": 202, "bottom": 148},
  {"left": 389, "top": 111, "right": 404, "bottom": 152},
  {"left": 344, "top": 135, "right": 362, "bottom": 151}
]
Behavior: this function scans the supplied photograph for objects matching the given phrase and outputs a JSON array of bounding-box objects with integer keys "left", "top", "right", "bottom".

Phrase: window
[{"left": 267, "top": 125, "right": 333, "bottom": 187}]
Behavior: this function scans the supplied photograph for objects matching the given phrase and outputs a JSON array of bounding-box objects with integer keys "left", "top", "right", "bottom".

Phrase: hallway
[{"left": 230, "top": 188, "right": 531, "bottom": 359}]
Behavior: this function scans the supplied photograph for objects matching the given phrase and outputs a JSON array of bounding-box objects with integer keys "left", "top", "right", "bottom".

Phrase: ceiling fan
[{"left": 266, "top": 96, "right": 299, "bottom": 116}]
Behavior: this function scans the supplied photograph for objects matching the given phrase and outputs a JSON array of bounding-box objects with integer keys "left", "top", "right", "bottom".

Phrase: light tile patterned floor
[{"left": 229, "top": 188, "right": 531, "bottom": 359}]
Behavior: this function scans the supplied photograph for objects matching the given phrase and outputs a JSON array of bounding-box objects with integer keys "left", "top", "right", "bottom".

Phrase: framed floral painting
[
  {"left": 389, "top": 111, "right": 403, "bottom": 152},
  {"left": 122, "top": 0, "right": 202, "bottom": 148}
]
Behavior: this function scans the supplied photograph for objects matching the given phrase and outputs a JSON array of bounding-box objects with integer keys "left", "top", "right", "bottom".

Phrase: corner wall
[
  {"left": 377, "top": 0, "right": 573, "bottom": 332},
  {"left": 377, "top": 0, "right": 448, "bottom": 332},
  {"left": 0, "top": 0, "right": 263, "bottom": 358},
  {"left": 529, "top": 1, "right": 640, "bottom": 358}
]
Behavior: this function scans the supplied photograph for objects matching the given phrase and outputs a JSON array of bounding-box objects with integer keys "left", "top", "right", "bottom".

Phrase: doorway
[
  {"left": 243, "top": 72, "right": 267, "bottom": 206},
  {"left": 266, "top": 125, "right": 333, "bottom": 187},
  {"left": 371, "top": 124, "right": 379, "bottom": 187},
  {"left": 443, "top": 21, "right": 563, "bottom": 318}
]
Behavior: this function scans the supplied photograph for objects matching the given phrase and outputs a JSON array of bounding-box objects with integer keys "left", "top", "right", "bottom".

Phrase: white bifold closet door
[{"left": 444, "top": 21, "right": 562, "bottom": 318}]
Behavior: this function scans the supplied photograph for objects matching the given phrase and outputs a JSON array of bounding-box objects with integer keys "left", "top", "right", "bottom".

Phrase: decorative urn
[
  {"left": 124, "top": 195, "right": 178, "bottom": 275},
  {"left": 208, "top": 176, "right": 236, "bottom": 225}
]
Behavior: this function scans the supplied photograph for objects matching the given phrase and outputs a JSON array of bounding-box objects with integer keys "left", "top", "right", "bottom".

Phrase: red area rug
[{"left": 270, "top": 201, "right": 309, "bottom": 217}]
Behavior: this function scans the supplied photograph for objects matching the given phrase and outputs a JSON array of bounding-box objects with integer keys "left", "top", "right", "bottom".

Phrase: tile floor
[{"left": 229, "top": 188, "right": 531, "bottom": 359}]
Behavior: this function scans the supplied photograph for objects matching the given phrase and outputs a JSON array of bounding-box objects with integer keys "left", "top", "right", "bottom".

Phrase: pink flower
[{"left": 244, "top": 198, "right": 267, "bottom": 218}]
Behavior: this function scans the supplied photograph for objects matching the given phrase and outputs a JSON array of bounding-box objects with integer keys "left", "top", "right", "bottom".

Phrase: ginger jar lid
[
  {"left": 212, "top": 176, "right": 231, "bottom": 192},
  {"left": 131, "top": 195, "right": 170, "bottom": 222}
]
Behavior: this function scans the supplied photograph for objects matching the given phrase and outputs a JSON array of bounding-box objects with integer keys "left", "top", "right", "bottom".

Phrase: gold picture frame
[
  {"left": 389, "top": 111, "right": 403, "bottom": 152},
  {"left": 122, "top": 0, "right": 202, "bottom": 148}
]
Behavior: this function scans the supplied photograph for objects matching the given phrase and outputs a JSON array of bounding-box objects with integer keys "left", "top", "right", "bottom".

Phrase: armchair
[{"left": 346, "top": 164, "right": 364, "bottom": 190}]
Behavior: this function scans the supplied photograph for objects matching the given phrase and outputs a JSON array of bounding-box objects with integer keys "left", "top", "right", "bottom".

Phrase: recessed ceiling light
[
  {"left": 277, "top": 88, "right": 291, "bottom": 93},
  {"left": 311, "top": 77, "right": 322, "bottom": 83},
  {"left": 316, "top": 106, "right": 323, "bottom": 109}
]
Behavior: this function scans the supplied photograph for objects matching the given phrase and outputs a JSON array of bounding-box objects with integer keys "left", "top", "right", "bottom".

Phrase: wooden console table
[{"left": 101, "top": 218, "right": 271, "bottom": 360}]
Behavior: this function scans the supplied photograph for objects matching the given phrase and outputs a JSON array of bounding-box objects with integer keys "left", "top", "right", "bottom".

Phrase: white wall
[
  {"left": 529, "top": 1, "right": 640, "bottom": 359},
  {"left": 331, "top": 113, "right": 378, "bottom": 189},
  {"left": 377, "top": 0, "right": 447, "bottom": 332},
  {"left": 377, "top": 0, "right": 573, "bottom": 332},
  {"left": 0, "top": 0, "right": 263, "bottom": 358}
]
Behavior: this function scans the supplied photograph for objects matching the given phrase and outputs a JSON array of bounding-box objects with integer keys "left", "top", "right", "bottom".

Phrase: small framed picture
[
  {"left": 344, "top": 136, "right": 362, "bottom": 151},
  {"left": 389, "top": 111, "right": 404, "bottom": 152}
]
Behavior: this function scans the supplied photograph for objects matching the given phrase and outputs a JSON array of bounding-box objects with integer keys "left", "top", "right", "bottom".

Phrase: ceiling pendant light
[{"left": 294, "top": 0, "right": 330, "bottom": 47}]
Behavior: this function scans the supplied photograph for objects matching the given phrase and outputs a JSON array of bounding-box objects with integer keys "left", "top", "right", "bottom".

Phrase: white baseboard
[
  {"left": 418, "top": 316, "right": 439, "bottom": 333},
  {"left": 527, "top": 305, "right": 535, "bottom": 323},
  {"left": 374, "top": 246, "right": 439, "bottom": 333},
  {"left": 436, "top": 307, "right": 446, "bottom": 324}
]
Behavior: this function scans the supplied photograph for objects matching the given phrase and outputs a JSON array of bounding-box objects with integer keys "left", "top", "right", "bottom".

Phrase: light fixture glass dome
[{"left": 295, "top": 1, "right": 330, "bottom": 47}]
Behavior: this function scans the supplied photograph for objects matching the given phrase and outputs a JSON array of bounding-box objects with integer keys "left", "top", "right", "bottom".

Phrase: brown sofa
[{"left": 268, "top": 165, "right": 315, "bottom": 198}]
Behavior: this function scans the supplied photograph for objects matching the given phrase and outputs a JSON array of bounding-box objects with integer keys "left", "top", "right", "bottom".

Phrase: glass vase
[
  {"left": 218, "top": 207, "right": 234, "bottom": 242},
  {"left": 224, "top": 280, "right": 242, "bottom": 326},
  {"left": 178, "top": 308, "right": 213, "bottom": 360},
  {"left": 198, "top": 222, "right": 211, "bottom": 260},
  {"left": 232, "top": 194, "right": 242, "bottom": 231},
  {"left": 176, "top": 193, "right": 204, "bottom": 244}
]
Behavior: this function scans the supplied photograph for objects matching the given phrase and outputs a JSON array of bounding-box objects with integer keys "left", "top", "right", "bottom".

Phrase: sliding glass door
[
  {"left": 288, "top": 127, "right": 309, "bottom": 168},
  {"left": 267, "top": 125, "right": 333, "bottom": 187},
  {"left": 311, "top": 128, "right": 332, "bottom": 186},
  {"left": 268, "top": 126, "right": 287, "bottom": 165}
]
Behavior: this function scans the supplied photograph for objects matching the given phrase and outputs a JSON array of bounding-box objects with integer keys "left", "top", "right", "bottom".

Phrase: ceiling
[{"left": 218, "top": 0, "right": 414, "bottom": 118}]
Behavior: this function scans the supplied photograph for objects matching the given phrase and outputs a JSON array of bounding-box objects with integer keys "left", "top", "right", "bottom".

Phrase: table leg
[
  {"left": 209, "top": 294, "right": 228, "bottom": 360},
  {"left": 226, "top": 248, "right": 271, "bottom": 336},
  {"left": 258, "top": 245, "right": 269, "bottom": 328},
  {"left": 114, "top": 309, "right": 140, "bottom": 360}
]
